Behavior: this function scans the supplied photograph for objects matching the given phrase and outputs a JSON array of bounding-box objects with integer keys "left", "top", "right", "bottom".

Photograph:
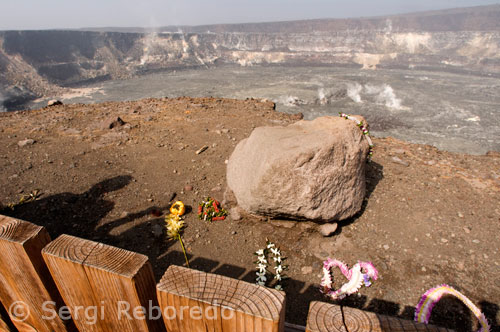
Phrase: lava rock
[
  {"left": 391, "top": 156, "right": 409, "bottom": 167},
  {"left": 227, "top": 116, "right": 369, "bottom": 221},
  {"left": 109, "top": 117, "right": 126, "bottom": 129},
  {"left": 47, "top": 100, "right": 63, "bottom": 106},
  {"left": 230, "top": 207, "right": 243, "bottom": 221},
  {"left": 17, "top": 138, "right": 35, "bottom": 147},
  {"left": 319, "top": 223, "right": 338, "bottom": 237}
]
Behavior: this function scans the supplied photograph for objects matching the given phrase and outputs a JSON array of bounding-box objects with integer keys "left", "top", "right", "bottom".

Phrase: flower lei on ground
[
  {"left": 415, "top": 284, "right": 490, "bottom": 332},
  {"left": 197, "top": 197, "right": 227, "bottom": 222},
  {"left": 254, "top": 240, "right": 288, "bottom": 291},
  {"left": 320, "top": 258, "right": 378, "bottom": 300},
  {"left": 164, "top": 201, "right": 190, "bottom": 267},
  {"left": 339, "top": 113, "right": 374, "bottom": 160}
]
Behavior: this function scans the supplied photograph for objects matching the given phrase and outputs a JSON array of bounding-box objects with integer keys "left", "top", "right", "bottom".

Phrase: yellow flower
[
  {"left": 165, "top": 213, "right": 184, "bottom": 238},
  {"left": 170, "top": 201, "right": 186, "bottom": 216}
]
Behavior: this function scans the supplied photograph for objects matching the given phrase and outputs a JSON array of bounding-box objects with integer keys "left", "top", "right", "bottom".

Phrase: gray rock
[
  {"left": 17, "top": 139, "right": 35, "bottom": 147},
  {"left": 319, "top": 223, "right": 338, "bottom": 237},
  {"left": 230, "top": 207, "right": 242, "bottom": 221},
  {"left": 226, "top": 116, "right": 369, "bottom": 221}
]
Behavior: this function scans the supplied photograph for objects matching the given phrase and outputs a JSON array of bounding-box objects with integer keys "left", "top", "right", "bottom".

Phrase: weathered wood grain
[
  {"left": 305, "top": 301, "right": 454, "bottom": 332},
  {"left": 0, "top": 215, "right": 71, "bottom": 331},
  {"left": 156, "top": 265, "right": 286, "bottom": 332},
  {"left": 42, "top": 234, "right": 164, "bottom": 332}
]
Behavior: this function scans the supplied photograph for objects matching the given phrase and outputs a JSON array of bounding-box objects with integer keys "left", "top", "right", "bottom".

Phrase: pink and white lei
[{"left": 320, "top": 258, "right": 378, "bottom": 300}]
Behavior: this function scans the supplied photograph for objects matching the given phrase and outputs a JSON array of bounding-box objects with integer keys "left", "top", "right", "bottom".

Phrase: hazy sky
[{"left": 0, "top": 0, "right": 499, "bottom": 30}]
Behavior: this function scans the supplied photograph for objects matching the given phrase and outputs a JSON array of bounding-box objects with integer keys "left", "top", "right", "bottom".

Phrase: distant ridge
[{"left": 79, "top": 4, "right": 500, "bottom": 34}]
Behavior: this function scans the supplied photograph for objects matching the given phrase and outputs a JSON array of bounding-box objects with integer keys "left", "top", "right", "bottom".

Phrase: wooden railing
[{"left": 0, "top": 215, "right": 452, "bottom": 332}]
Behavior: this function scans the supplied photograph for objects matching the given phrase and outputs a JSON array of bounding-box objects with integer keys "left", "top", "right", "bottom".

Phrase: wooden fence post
[
  {"left": 42, "top": 234, "right": 165, "bottom": 332},
  {"left": 0, "top": 215, "right": 72, "bottom": 331},
  {"left": 156, "top": 265, "right": 286, "bottom": 332},
  {"left": 305, "top": 301, "right": 454, "bottom": 332}
]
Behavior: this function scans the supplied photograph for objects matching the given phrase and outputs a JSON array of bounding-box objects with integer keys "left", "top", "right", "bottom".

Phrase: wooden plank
[
  {"left": 157, "top": 265, "right": 286, "bottom": 332},
  {"left": 42, "top": 234, "right": 164, "bottom": 332},
  {"left": 0, "top": 215, "right": 72, "bottom": 331},
  {"left": 305, "top": 301, "right": 455, "bottom": 332},
  {"left": 0, "top": 309, "right": 13, "bottom": 332}
]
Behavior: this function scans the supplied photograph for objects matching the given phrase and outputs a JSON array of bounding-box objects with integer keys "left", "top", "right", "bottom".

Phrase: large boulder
[{"left": 226, "top": 116, "right": 369, "bottom": 221}]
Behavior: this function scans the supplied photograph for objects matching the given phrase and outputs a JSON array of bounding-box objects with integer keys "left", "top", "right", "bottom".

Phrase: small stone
[
  {"left": 391, "top": 156, "right": 409, "bottom": 167},
  {"left": 109, "top": 117, "right": 125, "bottom": 129},
  {"left": 458, "top": 212, "right": 464, "bottom": 218},
  {"left": 231, "top": 231, "right": 237, "bottom": 235},
  {"left": 472, "top": 239, "right": 480, "bottom": 244},
  {"left": 18, "top": 139, "right": 35, "bottom": 147},
  {"left": 483, "top": 254, "right": 489, "bottom": 259},
  {"left": 319, "top": 223, "right": 338, "bottom": 237},
  {"left": 463, "top": 226, "right": 471, "bottom": 234},
  {"left": 47, "top": 99, "right": 63, "bottom": 106},
  {"left": 196, "top": 145, "right": 209, "bottom": 155},
  {"left": 230, "top": 207, "right": 242, "bottom": 221},
  {"left": 425, "top": 160, "right": 436, "bottom": 166},
  {"left": 120, "top": 211, "right": 129, "bottom": 218},
  {"left": 221, "top": 129, "right": 230, "bottom": 134},
  {"left": 383, "top": 244, "right": 390, "bottom": 250},
  {"left": 421, "top": 267, "right": 427, "bottom": 272},
  {"left": 393, "top": 149, "right": 405, "bottom": 154},
  {"left": 441, "top": 238, "right": 448, "bottom": 243},
  {"left": 184, "top": 185, "right": 193, "bottom": 192},
  {"left": 210, "top": 185, "right": 222, "bottom": 192},
  {"left": 301, "top": 266, "right": 313, "bottom": 275}
]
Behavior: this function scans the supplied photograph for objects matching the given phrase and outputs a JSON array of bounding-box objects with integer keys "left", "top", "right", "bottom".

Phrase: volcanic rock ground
[{"left": 0, "top": 97, "right": 499, "bottom": 331}]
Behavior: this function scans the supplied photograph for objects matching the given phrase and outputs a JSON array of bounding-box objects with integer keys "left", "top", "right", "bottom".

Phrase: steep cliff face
[{"left": 0, "top": 5, "right": 499, "bottom": 110}]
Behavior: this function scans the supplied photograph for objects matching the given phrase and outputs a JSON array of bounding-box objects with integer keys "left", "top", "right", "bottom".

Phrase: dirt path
[{"left": 1, "top": 97, "right": 499, "bottom": 331}]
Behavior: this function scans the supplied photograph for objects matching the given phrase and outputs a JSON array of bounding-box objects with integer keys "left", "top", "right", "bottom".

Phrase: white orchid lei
[
  {"left": 339, "top": 112, "right": 374, "bottom": 160},
  {"left": 254, "top": 240, "right": 288, "bottom": 291}
]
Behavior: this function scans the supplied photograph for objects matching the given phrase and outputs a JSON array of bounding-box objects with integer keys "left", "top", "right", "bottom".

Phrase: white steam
[
  {"left": 347, "top": 83, "right": 363, "bottom": 103},
  {"left": 278, "top": 95, "right": 307, "bottom": 107},
  {"left": 317, "top": 87, "right": 335, "bottom": 105},
  {"left": 364, "top": 84, "right": 403, "bottom": 110}
]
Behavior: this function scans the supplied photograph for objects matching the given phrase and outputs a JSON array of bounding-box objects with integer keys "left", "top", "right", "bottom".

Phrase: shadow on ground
[{"left": 3, "top": 174, "right": 499, "bottom": 331}]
